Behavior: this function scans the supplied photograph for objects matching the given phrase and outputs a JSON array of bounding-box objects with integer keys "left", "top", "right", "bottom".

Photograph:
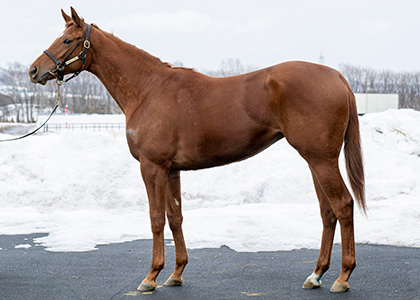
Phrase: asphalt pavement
[{"left": 0, "top": 233, "right": 419, "bottom": 300}]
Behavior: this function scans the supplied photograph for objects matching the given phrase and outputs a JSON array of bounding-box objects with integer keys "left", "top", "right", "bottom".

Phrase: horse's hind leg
[
  {"left": 303, "top": 168, "right": 337, "bottom": 289},
  {"left": 164, "top": 170, "right": 188, "bottom": 286},
  {"left": 305, "top": 158, "right": 356, "bottom": 292}
]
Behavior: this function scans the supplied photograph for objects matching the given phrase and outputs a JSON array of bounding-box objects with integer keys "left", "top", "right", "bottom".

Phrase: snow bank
[{"left": 0, "top": 109, "right": 419, "bottom": 252}]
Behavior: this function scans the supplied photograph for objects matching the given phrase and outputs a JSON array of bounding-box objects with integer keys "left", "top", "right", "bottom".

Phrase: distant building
[
  {"left": 0, "top": 93, "right": 13, "bottom": 107},
  {"left": 354, "top": 93, "right": 399, "bottom": 115}
]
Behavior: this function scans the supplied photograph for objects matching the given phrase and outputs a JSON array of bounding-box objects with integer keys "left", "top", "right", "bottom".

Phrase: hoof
[
  {"left": 330, "top": 280, "right": 350, "bottom": 293},
  {"left": 302, "top": 273, "right": 322, "bottom": 289},
  {"left": 164, "top": 276, "right": 183, "bottom": 286},
  {"left": 137, "top": 280, "right": 156, "bottom": 292}
]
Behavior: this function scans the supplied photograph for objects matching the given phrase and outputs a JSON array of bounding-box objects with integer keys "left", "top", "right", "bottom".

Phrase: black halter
[
  {"left": 44, "top": 23, "right": 91, "bottom": 82},
  {"left": 0, "top": 24, "right": 91, "bottom": 142}
]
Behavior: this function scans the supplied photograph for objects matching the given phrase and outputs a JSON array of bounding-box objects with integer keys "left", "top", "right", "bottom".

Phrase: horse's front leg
[
  {"left": 164, "top": 170, "right": 188, "bottom": 287},
  {"left": 137, "top": 157, "right": 169, "bottom": 292}
]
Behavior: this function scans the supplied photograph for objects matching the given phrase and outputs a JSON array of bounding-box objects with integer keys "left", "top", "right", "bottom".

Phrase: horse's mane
[{"left": 94, "top": 24, "right": 197, "bottom": 72}]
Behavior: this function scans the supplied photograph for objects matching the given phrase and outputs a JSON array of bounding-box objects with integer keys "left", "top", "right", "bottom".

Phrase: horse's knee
[
  {"left": 167, "top": 214, "right": 183, "bottom": 232},
  {"left": 150, "top": 213, "right": 166, "bottom": 234}
]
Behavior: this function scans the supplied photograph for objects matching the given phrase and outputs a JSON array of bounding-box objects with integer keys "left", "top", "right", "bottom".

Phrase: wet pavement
[{"left": 0, "top": 234, "right": 419, "bottom": 300}]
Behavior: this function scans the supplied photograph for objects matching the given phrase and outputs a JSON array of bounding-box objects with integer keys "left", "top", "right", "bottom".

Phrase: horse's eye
[{"left": 63, "top": 39, "right": 72, "bottom": 45}]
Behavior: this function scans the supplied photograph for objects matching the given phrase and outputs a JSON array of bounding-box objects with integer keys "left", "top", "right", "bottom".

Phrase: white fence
[
  {"left": 43, "top": 122, "right": 125, "bottom": 132},
  {"left": 38, "top": 113, "right": 125, "bottom": 132}
]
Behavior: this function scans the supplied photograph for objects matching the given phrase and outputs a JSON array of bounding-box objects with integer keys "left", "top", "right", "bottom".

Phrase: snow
[
  {"left": 15, "top": 244, "right": 31, "bottom": 249},
  {"left": 0, "top": 109, "right": 419, "bottom": 252}
]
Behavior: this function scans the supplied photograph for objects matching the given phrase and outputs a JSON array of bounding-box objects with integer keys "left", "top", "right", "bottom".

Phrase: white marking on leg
[
  {"left": 307, "top": 272, "right": 322, "bottom": 286},
  {"left": 174, "top": 198, "right": 179, "bottom": 206}
]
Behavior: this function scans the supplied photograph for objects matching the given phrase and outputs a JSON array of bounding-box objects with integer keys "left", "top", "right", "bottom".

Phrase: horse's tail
[{"left": 344, "top": 90, "right": 367, "bottom": 213}]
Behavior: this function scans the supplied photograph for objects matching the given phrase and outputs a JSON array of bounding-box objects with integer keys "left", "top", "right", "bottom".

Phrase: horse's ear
[
  {"left": 70, "top": 7, "right": 83, "bottom": 27},
  {"left": 61, "top": 9, "right": 71, "bottom": 23}
]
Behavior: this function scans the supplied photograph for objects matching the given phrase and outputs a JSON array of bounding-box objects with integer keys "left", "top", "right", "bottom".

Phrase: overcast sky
[{"left": 1, "top": 0, "right": 419, "bottom": 73}]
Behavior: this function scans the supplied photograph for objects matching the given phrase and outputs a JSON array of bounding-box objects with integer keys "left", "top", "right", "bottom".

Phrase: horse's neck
[{"left": 88, "top": 27, "right": 169, "bottom": 116}]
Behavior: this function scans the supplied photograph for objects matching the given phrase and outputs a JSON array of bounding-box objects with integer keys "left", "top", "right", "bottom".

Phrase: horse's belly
[{"left": 172, "top": 129, "right": 283, "bottom": 170}]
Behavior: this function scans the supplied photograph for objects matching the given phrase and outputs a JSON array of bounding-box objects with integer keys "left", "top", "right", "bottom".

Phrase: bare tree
[
  {"left": 61, "top": 72, "right": 119, "bottom": 114},
  {"left": 377, "top": 70, "right": 397, "bottom": 94},
  {"left": 339, "top": 64, "right": 420, "bottom": 110},
  {"left": 0, "top": 93, "right": 13, "bottom": 121},
  {"left": 206, "top": 58, "right": 257, "bottom": 77},
  {"left": 7, "top": 62, "right": 31, "bottom": 122}
]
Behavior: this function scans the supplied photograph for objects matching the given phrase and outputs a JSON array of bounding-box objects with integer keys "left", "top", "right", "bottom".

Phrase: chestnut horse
[{"left": 29, "top": 8, "right": 365, "bottom": 293}]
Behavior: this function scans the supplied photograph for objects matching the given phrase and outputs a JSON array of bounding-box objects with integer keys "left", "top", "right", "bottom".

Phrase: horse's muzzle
[
  {"left": 29, "top": 65, "right": 51, "bottom": 85},
  {"left": 29, "top": 65, "right": 39, "bottom": 83}
]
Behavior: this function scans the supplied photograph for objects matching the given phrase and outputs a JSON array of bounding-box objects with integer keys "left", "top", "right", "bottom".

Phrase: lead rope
[
  {"left": 0, "top": 79, "right": 62, "bottom": 142},
  {"left": 55, "top": 79, "right": 62, "bottom": 105}
]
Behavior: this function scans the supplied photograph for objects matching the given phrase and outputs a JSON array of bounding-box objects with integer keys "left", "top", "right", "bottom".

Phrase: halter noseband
[{"left": 44, "top": 23, "right": 91, "bottom": 82}]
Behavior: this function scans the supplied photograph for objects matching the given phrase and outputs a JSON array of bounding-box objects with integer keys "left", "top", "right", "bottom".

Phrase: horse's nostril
[{"left": 29, "top": 66, "right": 38, "bottom": 79}]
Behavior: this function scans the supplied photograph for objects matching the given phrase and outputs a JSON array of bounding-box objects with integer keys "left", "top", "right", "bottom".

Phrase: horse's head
[{"left": 29, "top": 7, "right": 91, "bottom": 85}]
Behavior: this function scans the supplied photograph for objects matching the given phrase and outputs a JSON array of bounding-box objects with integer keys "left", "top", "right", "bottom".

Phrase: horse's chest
[
  {"left": 126, "top": 123, "right": 177, "bottom": 165},
  {"left": 126, "top": 128, "right": 142, "bottom": 160}
]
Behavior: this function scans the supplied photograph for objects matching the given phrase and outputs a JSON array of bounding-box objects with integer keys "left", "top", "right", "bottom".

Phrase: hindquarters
[
  {"left": 267, "top": 61, "right": 365, "bottom": 211},
  {"left": 267, "top": 62, "right": 350, "bottom": 160}
]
